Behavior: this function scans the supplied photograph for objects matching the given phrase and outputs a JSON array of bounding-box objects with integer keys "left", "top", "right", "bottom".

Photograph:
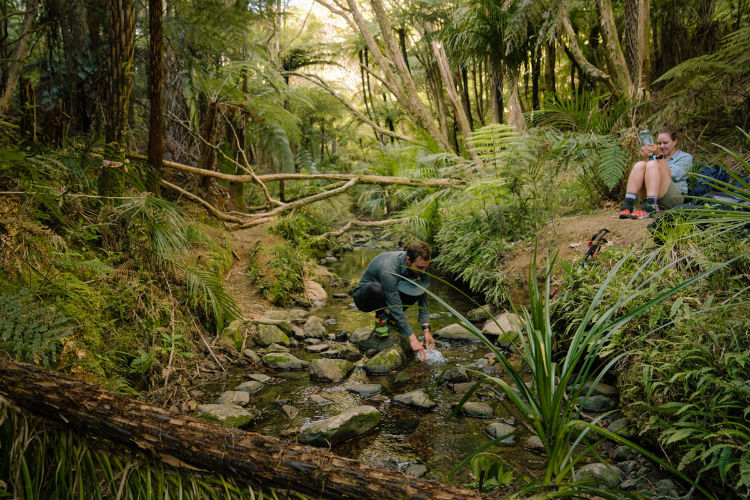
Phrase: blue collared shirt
[
  {"left": 668, "top": 150, "right": 693, "bottom": 194},
  {"left": 356, "top": 251, "right": 430, "bottom": 338}
]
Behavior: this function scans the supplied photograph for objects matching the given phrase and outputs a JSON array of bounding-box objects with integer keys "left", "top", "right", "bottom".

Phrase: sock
[
  {"left": 621, "top": 194, "right": 636, "bottom": 210},
  {"left": 646, "top": 196, "right": 659, "bottom": 210}
]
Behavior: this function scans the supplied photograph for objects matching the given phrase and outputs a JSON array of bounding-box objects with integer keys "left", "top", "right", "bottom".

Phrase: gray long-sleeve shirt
[
  {"left": 356, "top": 251, "right": 430, "bottom": 338},
  {"left": 668, "top": 149, "right": 693, "bottom": 194}
]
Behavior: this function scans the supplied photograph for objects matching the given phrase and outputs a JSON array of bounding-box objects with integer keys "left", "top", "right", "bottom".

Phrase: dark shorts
[
  {"left": 660, "top": 182, "right": 685, "bottom": 209},
  {"left": 352, "top": 282, "right": 420, "bottom": 316}
]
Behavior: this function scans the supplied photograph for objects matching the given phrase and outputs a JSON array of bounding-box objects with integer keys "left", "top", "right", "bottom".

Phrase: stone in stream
[
  {"left": 347, "top": 302, "right": 358, "bottom": 309},
  {"left": 393, "top": 390, "right": 437, "bottom": 411},
  {"left": 324, "top": 318, "right": 338, "bottom": 327},
  {"left": 486, "top": 422, "right": 516, "bottom": 444},
  {"left": 320, "top": 343, "right": 362, "bottom": 362},
  {"left": 442, "top": 367, "right": 470, "bottom": 383},
  {"left": 481, "top": 312, "right": 522, "bottom": 347},
  {"left": 304, "top": 280, "right": 327, "bottom": 307},
  {"left": 261, "top": 309, "right": 309, "bottom": 323},
  {"left": 281, "top": 404, "right": 298, "bottom": 419},
  {"left": 613, "top": 445, "right": 639, "bottom": 462},
  {"left": 196, "top": 404, "right": 256, "bottom": 427},
  {"left": 298, "top": 405, "right": 381, "bottom": 446},
  {"left": 234, "top": 380, "right": 263, "bottom": 395},
  {"left": 310, "top": 393, "right": 336, "bottom": 405},
  {"left": 218, "top": 319, "right": 246, "bottom": 349},
  {"left": 434, "top": 323, "right": 480, "bottom": 342},
  {"left": 305, "top": 343, "right": 330, "bottom": 353},
  {"left": 349, "top": 326, "right": 399, "bottom": 352},
  {"left": 460, "top": 402, "right": 494, "bottom": 418},
  {"left": 262, "top": 352, "right": 309, "bottom": 370},
  {"left": 450, "top": 382, "right": 478, "bottom": 394},
  {"left": 364, "top": 345, "right": 406, "bottom": 375},
  {"left": 404, "top": 464, "right": 428, "bottom": 478},
  {"left": 568, "top": 381, "right": 619, "bottom": 398},
  {"left": 334, "top": 329, "right": 348, "bottom": 341},
  {"left": 581, "top": 395, "right": 617, "bottom": 412},
  {"left": 573, "top": 463, "right": 624, "bottom": 488},
  {"left": 309, "top": 358, "right": 353, "bottom": 383},
  {"left": 607, "top": 417, "right": 629, "bottom": 436},
  {"left": 332, "top": 293, "right": 349, "bottom": 299},
  {"left": 524, "top": 435, "right": 545, "bottom": 454},
  {"left": 242, "top": 349, "right": 261, "bottom": 363},
  {"left": 346, "top": 384, "right": 383, "bottom": 398},
  {"left": 252, "top": 324, "right": 290, "bottom": 348},
  {"left": 466, "top": 304, "right": 495, "bottom": 322},
  {"left": 302, "top": 316, "right": 327, "bottom": 338},
  {"left": 247, "top": 373, "right": 272, "bottom": 383},
  {"left": 264, "top": 342, "right": 289, "bottom": 353},
  {"left": 215, "top": 391, "right": 250, "bottom": 406}
]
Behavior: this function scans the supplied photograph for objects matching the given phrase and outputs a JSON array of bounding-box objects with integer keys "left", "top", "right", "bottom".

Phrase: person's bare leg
[
  {"left": 643, "top": 160, "right": 672, "bottom": 199},
  {"left": 626, "top": 161, "right": 647, "bottom": 194}
]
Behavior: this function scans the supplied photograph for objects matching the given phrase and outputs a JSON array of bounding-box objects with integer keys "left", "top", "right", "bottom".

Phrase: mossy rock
[
  {"left": 219, "top": 319, "right": 247, "bottom": 349},
  {"left": 262, "top": 352, "right": 308, "bottom": 370},
  {"left": 196, "top": 404, "right": 256, "bottom": 428},
  {"left": 364, "top": 346, "right": 406, "bottom": 375},
  {"left": 252, "top": 324, "right": 290, "bottom": 347},
  {"left": 309, "top": 358, "right": 353, "bottom": 383},
  {"left": 298, "top": 405, "right": 381, "bottom": 446}
]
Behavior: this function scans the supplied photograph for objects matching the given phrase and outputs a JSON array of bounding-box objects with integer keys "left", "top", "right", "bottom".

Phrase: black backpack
[{"left": 689, "top": 163, "right": 730, "bottom": 199}]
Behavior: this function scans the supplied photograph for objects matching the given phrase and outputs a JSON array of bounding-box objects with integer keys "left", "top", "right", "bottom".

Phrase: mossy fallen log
[{"left": 0, "top": 360, "right": 477, "bottom": 499}]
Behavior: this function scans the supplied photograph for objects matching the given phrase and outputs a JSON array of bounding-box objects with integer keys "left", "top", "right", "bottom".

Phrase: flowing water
[{"left": 209, "top": 243, "right": 544, "bottom": 485}]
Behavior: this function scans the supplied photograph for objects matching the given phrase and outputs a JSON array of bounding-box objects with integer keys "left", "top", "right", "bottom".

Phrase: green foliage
[
  {"left": 0, "top": 290, "right": 73, "bottom": 367},
  {"left": 467, "top": 455, "right": 514, "bottom": 491},
  {"left": 0, "top": 405, "right": 305, "bottom": 499},
  {"left": 258, "top": 243, "right": 306, "bottom": 306},
  {"left": 534, "top": 93, "right": 630, "bottom": 135},
  {"left": 184, "top": 267, "right": 241, "bottom": 333}
]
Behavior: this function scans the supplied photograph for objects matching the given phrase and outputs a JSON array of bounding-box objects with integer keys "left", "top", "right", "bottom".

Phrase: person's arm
[{"left": 416, "top": 294, "right": 434, "bottom": 350}]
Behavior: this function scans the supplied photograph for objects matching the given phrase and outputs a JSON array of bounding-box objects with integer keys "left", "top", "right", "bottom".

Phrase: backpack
[{"left": 689, "top": 163, "right": 730, "bottom": 199}]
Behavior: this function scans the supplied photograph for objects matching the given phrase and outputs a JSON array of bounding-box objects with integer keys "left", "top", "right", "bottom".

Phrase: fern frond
[
  {"left": 184, "top": 267, "right": 241, "bottom": 333},
  {"left": 598, "top": 143, "right": 627, "bottom": 190}
]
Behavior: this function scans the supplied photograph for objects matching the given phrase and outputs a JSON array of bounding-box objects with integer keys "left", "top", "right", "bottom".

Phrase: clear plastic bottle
[{"left": 638, "top": 129, "right": 656, "bottom": 160}]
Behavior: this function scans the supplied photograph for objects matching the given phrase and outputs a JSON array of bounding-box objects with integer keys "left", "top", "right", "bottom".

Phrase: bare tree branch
[
  {"left": 159, "top": 179, "right": 244, "bottom": 223},
  {"left": 315, "top": 217, "right": 412, "bottom": 239}
]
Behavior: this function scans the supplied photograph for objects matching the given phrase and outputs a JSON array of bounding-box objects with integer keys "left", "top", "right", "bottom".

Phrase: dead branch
[
  {"left": 316, "top": 217, "right": 412, "bottom": 239},
  {"left": 159, "top": 179, "right": 244, "bottom": 223}
]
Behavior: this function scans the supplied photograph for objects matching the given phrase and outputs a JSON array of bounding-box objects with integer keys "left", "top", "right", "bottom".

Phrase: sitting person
[
  {"left": 351, "top": 241, "right": 435, "bottom": 361},
  {"left": 619, "top": 128, "right": 693, "bottom": 219}
]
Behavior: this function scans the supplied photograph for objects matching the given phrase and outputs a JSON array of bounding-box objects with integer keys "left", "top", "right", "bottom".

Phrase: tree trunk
[
  {"left": 544, "top": 40, "right": 556, "bottom": 98},
  {"left": 507, "top": 72, "right": 526, "bottom": 131},
  {"left": 459, "top": 66, "right": 474, "bottom": 130},
  {"left": 635, "top": 0, "right": 651, "bottom": 98},
  {"left": 198, "top": 100, "right": 220, "bottom": 199},
  {"left": 531, "top": 47, "right": 541, "bottom": 110},
  {"left": 0, "top": 0, "right": 39, "bottom": 117},
  {"left": 596, "top": 0, "right": 635, "bottom": 97},
  {"left": 623, "top": 0, "right": 639, "bottom": 82},
  {"left": 0, "top": 360, "right": 476, "bottom": 500},
  {"left": 489, "top": 66, "right": 503, "bottom": 124},
  {"left": 431, "top": 41, "right": 474, "bottom": 156},
  {"left": 147, "top": 0, "right": 165, "bottom": 195},
  {"left": 100, "top": 0, "right": 135, "bottom": 197}
]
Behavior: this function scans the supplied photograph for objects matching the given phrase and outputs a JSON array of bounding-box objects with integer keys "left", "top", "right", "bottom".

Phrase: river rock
[
  {"left": 302, "top": 316, "right": 326, "bottom": 338},
  {"left": 320, "top": 343, "right": 362, "bottom": 361},
  {"left": 618, "top": 460, "right": 638, "bottom": 474},
  {"left": 393, "top": 390, "right": 437, "bottom": 410},
  {"left": 218, "top": 319, "right": 246, "bottom": 349},
  {"left": 349, "top": 326, "right": 398, "bottom": 352},
  {"left": 196, "top": 404, "right": 255, "bottom": 427},
  {"left": 305, "top": 343, "right": 330, "bottom": 353},
  {"left": 404, "top": 464, "right": 428, "bottom": 478},
  {"left": 309, "top": 358, "right": 353, "bottom": 383},
  {"left": 247, "top": 373, "right": 271, "bottom": 383},
  {"left": 324, "top": 318, "right": 338, "bottom": 327},
  {"left": 347, "top": 384, "right": 382, "bottom": 398},
  {"left": 262, "top": 352, "right": 308, "bottom": 370},
  {"left": 481, "top": 312, "right": 522, "bottom": 347},
  {"left": 215, "top": 391, "right": 250, "bottom": 406},
  {"left": 654, "top": 479, "right": 679, "bottom": 497},
  {"left": 298, "top": 405, "right": 381, "bottom": 446},
  {"left": 281, "top": 404, "right": 298, "bottom": 419},
  {"left": 234, "top": 380, "right": 263, "bottom": 395},
  {"left": 582, "top": 395, "right": 617, "bottom": 412},
  {"left": 607, "top": 417, "right": 628, "bottom": 435},
  {"left": 461, "top": 402, "right": 493, "bottom": 418},
  {"left": 242, "top": 349, "right": 261, "bottom": 363},
  {"left": 264, "top": 342, "right": 289, "bottom": 353},
  {"left": 613, "top": 445, "right": 639, "bottom": 462},
  {"left": 310, "top": 393, "right": 335, "bottom": 405},
  {"left": 332, "top": 293, "right": 349, "bottom": 299},
  {"left": 573, "top": 463, "right": 624, "bottom": 488},
  {"left": 466, "top": 304, "right": 494, "bottom": 322},
  {"left": 434, "top": 323, "right": 480, "bottom": 342},
  {"left": 451, "top": 382, "right": 478, "bottom": 394},
  {"left": 252, "top": 324, "right": 290, "bottom": 347},
  {"left": 262, "top": 309, "right": 309, "bottom": 323},
  {"left": 524, "top": 435, "right": 545, "bottom": 453},
  {"left": 442, "top": 367, "right": 470, "bottom": 383},
  {"left": 304, "top": 280, "right": 327, "bottom": 307},
  {"left": 364, "top": 346, "right": 406, "bottom": 375},
  {"left": 486, "top": 422, "right": 516, "bottom": 444}
]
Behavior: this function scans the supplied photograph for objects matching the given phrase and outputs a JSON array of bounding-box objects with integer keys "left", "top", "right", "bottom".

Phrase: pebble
[
  {"left": 333, "top": 293, "right": 349, "bottom": 299},
  {"left": 404, "top": 464, "right": 428, "bottom": 478},
  {"left": 248, "top": 373, "right": 272, "bottom": 383},
  {"left": 324, "top": 318, "right": 338, "bottom": 326},
  {"left": 282, "top": 404, "right": 298, "bottom": 419}
]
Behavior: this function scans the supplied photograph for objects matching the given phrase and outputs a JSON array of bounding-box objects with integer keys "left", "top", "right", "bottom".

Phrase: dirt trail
[
  {"left": 503, "top": 208, "right": 652, "bottom": 301},
  {"left": 223, "top": 225, "right": 275, "bottom": 320}
]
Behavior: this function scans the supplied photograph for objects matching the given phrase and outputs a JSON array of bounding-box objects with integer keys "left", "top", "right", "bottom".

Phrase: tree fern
[{"left": 0, "top": 290, "right": 73, "bottom": 367}]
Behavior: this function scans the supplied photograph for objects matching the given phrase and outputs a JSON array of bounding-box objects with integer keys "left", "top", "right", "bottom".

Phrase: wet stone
[
  {"left": 481, "top": 312, "right": 522, "bottom": 347},
  {"left": 525, "top": 436, "right": 545, "bottom": 454},
  {"left": 309, "top": 358, "right": 353, "bottom": 383},
  {"left": 364, "top": 345, "right": 406, "bottom": 375},
  {"left": 461, "top": 402, "right": 493, "bottom": 418},
  {"left": 607, "top": 417, "right": 628, "bottom": 435},
  {"left": 434, "top": 323, "right": 479, "bottom": 342},
  {"left": 215, "top": 391, "right": 250, "bottom": 406},
  {"left": 347, "top": 383, "right": 383, "bottom": 398},
  {"left": 582, "top": 395, "right": 617, "bottom": 412},
  {"left": 304, "top": 337, "right": 322, "bottom": 345},
  {"left": 451, "top": 382, "right": 478, "bottom": 394},
  {"left": 620, "top": 478, "right": 641, "bottom": 490},
  {"left": 298, "top": 405, "right": 381, "bottom": 446},
  {"left": 442, "top": 367, "right": 469, "bottom": 383},
  {"left": 264, "top": 342, "right": 289, "bottom": 353},
  {"left": 404, "top": 464, "right": 428, "bottom": 478},
  {"left": 262, "top": 352, "right": 308, "bottom": 370},
  {"left": 486, "top": 422, "right": 516, "bottom": 444},
  {"left": 394, "top": 372, "right": 411, "bottom": 385},
  {"left": 618, "top": 460, "right": 638, "bottom": 474},
  {"left": 393, "top": 390, "right": 437, "bottom": 411},
  {"left": 305, "top": 343, "right": 330, "bottom": 353},
  {"left": 573, "top": 463, "right": 624, "bottom": 488},
  {"left": 332, "top": 293, "right": 349, "bottom": 299},
  {"left": 196, "top": 404, "right": 255, "bottom": 428},
  {"left": 310, "top": 394, "right": 335, "bottom": 405},
  {"left": 234, "top": 381, "right": 263, "bottom": 395},
  {"left": 324, "top": 318, "right": 338, "bottom": 327},
  {"left": 252, "top": 324, "right": 290, "bottom": 348},
  {"left": 242, "top": 349, "right": 261, "bottom": 363},
  {"left": 282, "top": 404, "right": 298, "bottom": 419},
  {"left": 320, "top": 343, "right": 362, "bottom": 361},
  {"left": 334, "top": 329, "right": 348, "bottom": 341},
  {"left": 302, "top": 316, "right": 327, "bottom": 338},
  {"left": 613, "top": 445, "right": 639, "bottom": 462}
]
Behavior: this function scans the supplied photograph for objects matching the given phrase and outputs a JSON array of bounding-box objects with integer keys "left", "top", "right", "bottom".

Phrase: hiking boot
[
  {"left": 618, "top": 208, "right": 632, "bottom": 219},
  {"left": 374, "top": 317, "right": 390, "bottom": 338},
  {"left": 631, "top": 204, "right": 657, "bottom": 219}
]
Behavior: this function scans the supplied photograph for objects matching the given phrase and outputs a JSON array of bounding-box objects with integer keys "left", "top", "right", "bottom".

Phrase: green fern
[
  {"left": 0, "top": 290, "right": 73, "bottom": 367},
  {"left": 598, "top": 142, "right": 627, "bottom": 190},
  {"left": 184, "top": 267, "right": 241, "bottom": 333}
]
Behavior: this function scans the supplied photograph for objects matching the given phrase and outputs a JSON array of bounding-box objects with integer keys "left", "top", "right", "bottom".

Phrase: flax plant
[{"left": 416, "top": 248, "right": 732, "bottom": 497}]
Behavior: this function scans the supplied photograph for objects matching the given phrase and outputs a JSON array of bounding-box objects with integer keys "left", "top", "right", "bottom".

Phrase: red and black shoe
[{"left": 618, "top": 208, "right": 632, "bottom": 219}]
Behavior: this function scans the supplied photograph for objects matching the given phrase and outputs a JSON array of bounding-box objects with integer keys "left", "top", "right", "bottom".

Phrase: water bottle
[{"left": 638, "top": 129, "right": 656, "bottom": 160}]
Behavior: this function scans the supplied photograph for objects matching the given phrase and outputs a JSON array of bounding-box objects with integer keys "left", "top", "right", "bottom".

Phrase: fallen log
[{"left": 0, "top": 360, "right": 477, "bottom": 499}]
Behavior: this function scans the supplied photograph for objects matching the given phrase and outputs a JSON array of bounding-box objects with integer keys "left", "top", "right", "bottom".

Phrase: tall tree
[
  {"left": 0, "top": 0, "right": 39, "bottom": 117},
  {"left": 100, "top": 0, "right": 135, "bottom": 197},
  {"left": 147, "top": 0, "right": 165, "bottom": 194}
]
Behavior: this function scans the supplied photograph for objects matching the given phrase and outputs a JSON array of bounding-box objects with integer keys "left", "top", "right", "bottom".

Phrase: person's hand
[
  {"left": 409, "top": 334, "right": 426, "bottom": 361},
  {"left": 424, "top": 330, "right": 435, "bottom": 350},
  {"left": 639, "top": 144, "right": 658, "bottom": 159}
]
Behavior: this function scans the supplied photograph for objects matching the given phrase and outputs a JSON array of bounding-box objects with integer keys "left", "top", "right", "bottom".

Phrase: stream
[{"left": 208, "top": 241, "right": 545, "bottom": 485}]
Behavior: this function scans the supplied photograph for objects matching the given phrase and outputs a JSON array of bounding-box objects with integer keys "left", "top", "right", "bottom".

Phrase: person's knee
[
  {"left": 645, "top": 159, "right": 660, "bottom": 170},
  {"left": 353, "top": 282, "right": 385, "bottom": 312}
]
